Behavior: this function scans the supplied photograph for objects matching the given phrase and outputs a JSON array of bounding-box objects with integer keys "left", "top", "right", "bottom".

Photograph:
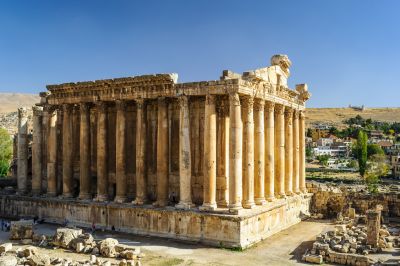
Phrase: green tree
[
  {"left": 367, "top": 144, "right": 384, "bottom": 158},
  {"left": 365, "top": 154, "right": 389, "bottom": 193},
  {"left": 316, "top": 154, "right": 330, "bottom": 166},
  {"left": 0, "top": 128, "right": 12, "bottom": 177},
  {"left": 356, "top": 131, "right": 368, "bottom": 177}
]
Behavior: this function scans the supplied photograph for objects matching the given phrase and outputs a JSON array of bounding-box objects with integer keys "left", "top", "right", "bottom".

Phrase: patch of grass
[{"left": 155, "top": 258, "right": 184, "bottom": 266}]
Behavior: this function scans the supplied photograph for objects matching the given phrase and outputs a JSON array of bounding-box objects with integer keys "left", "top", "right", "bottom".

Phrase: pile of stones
[
  {"left": 303, "top": 223, "right": 400, "bottom": 265},
  {"left": 1, "top": 221, "right": 144, "bottom": 266}
]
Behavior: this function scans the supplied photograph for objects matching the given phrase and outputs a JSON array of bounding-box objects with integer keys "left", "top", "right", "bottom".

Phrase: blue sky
[{"left": 0, "top": 0, "right": 399, "bottom": 107}]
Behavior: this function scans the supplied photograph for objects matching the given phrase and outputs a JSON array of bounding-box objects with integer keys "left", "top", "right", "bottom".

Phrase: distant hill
[
  {"left": 0, "top": 93, "right": 39, "bottom": 113},
  {"left": 306, "top": 107, "right": 400, "bottom": 129}
]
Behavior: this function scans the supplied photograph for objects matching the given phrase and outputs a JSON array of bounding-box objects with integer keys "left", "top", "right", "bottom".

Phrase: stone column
[
  {"left": 96, "top": 101, "right": 108, "bottom": 201},
  {"left": 200, "top": 94, "right": 217, "bottom": 211},
  {"left": 17, "top": 107, "right": 29, "bottom": 194},
  {"left": 32, "top": 106, "right": 43, "bottom": 195},
  {"left": 254, "top": 99, "right": 266, "bottom": 205},
  {"left": 284, "top": 108, "right": 293, "bottom": 196},
  {"left": 154, "top": 97, "right": 169, "bottom": 207},
  {"left": 366, "top": 209, "right": 380, "bottom": 247},
  {"left": 216, "top": 100, "right": 229, "bottom": 207},
  {"left": 176, "top": 95, "right": 193, "bottom": 209},
  {"left": 292, "top": 110, "right": 300, "bottom": 194},
  {"left": 242, "top": 97, "right": 255, "bottom": 209},
  {"left": 133, "top": 99, "right": 147, "bottom": 205},
  {"left": 274, "top": 104, "right": 285, "bottom": 198},
  {"left": 79, "top": 103, "right": 91, "bottom": 200},
  {"left": 228, "top": 92, "right": 243, "bottom": 212},
  {"left": 299, "top": 111, "right": 307, "bottom": 193},
  {"left": 115, "top": 100, "right": 127, "bottom": 203},
  {"left": 264, "top": 102, "right": 275, "bottom": 201},
  {"left": 62, "top": 104, "right": 74, "bottom": 198},
  {"left": 47, "top": 106, "right": 58, "bottom": 196}
]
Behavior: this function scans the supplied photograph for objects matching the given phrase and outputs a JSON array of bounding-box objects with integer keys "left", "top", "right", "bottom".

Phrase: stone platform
[{"left": 0, "top": 193, "right": 311, "bottom": 249}]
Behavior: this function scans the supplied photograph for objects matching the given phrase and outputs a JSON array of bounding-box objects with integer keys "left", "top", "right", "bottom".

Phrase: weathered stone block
[
  {"left": 52, "top": 228, "right": 82, "bottom": 248},
  {"left": 0, "top": 243, "right": 12, "bottom": 253},
  {"left": 10, "top": 220, "right": 33, "bottom": 240}
]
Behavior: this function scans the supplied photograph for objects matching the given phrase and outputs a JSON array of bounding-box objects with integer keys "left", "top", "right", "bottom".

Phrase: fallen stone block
[
  {"left": 0, "top": 243, "right": 12, "bottom": 253},
  {"left": 26, "top": 253, "right": 50, "bottom": 266},
  {"left": 52, "top": 228, "right": 82, "bottom": 248},
  {"left": 10, "top": 220, "right": 33, "bottom": 240},
  {"left": 0, "top": 255, "right": 18, "bottom": 266},
  {"left": 98, "top": 238, "right": 119, "bottom": 258},
  {"left": 303, "top": 254, "right": 323, "bottom": 264}
]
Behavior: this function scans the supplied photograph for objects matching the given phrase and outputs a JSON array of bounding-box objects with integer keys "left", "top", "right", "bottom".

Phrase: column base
[
  {"left": 278, "top": 193, "right": 286, "bottom": 199},
  {"left": 114, "top": 196, "right": 127, "bottom": 203},
  {"left": 46, "top": 192, "right": 57, "bottom": 197},
  {"left": 228, "top": 202, "right": 243, "bottom": 214},
  {"left": 79, "top": 193, "right": 92, "bottom": 200},
  {"left": 217, "top": 200, "right": 229, "bottom": 208},
  {"left": 294, "top": 189, "right": 301, "bottom": 194},
  {"left": 243, "top": 201, "right": 256, "bottom": 209},
  {"left": 95, "top": 194, "right": 109, "bottom": 202},
  {"left": 175, "top": 202, "right": 194, "bottom": 210},
  {"left": 62, "top": 193, "right": 73, "bottom": 199},
  {"left": 152, "top": 200, "right": 168, "bottom": 208},
  {"left": 254, "top": 198, "right": 267, "bottom": 206},
  {"left": 285, "top": 191, "right": 294, "bottom": 196},
  {"left": 199, "top": 203, "right": 217, "bottom": 211},
  {"left": 132, "top": 198, "right": 147, "bottom": 205},
  {"left": 31, "top": 189, "right": 41, "bottom": 196},
  {"left": 266, "top": 196, "right": 275, "bottom": 202}
]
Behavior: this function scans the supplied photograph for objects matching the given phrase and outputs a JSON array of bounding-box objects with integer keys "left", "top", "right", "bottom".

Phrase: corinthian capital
[
  {"left": 274, "top": 104, "right": 285, "bottom": 115},
  {"left": 178, "top": 95, "right": 189, "bottom": 109},
  {"left": 115, "top": 100, "right": 127, "bottom": 111},
  {"left": 265, "top": 101, "right": 275, "bottom": 112}
]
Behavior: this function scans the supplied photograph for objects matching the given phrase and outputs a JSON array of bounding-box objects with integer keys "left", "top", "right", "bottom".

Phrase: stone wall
[
  {"left": 307, "top": 181, "right": 400, "bottom": 218},
  {"left": 0, "top": 194, "right": 311, "bottom": 249}
]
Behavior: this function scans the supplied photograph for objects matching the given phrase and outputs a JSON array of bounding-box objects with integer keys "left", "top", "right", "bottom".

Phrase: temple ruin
[{"left": 4, "top": 54, "right": 312, "bottom": 248}]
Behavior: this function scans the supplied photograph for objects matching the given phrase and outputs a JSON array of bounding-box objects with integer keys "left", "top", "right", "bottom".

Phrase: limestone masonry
[{"left": 6, "top": 55, "right": 312, "bottom": 248}]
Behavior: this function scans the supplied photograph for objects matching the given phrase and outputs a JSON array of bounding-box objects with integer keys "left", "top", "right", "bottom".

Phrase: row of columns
[
  {"left": 200, "top": 93, "right": 307, "bottom": 213},
  {"left": 27, "top": 93, "right": 306, "bottom": 212}
]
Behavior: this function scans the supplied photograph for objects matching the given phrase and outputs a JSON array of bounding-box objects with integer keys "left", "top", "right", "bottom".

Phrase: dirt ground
[{"left": 0, "top": 219, "right": 334, "bottom": 266}]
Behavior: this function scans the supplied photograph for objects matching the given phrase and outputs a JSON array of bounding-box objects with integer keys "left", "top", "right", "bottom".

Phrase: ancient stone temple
[{"left": 4, "top": 54, "right": 311, "bottom": 248}]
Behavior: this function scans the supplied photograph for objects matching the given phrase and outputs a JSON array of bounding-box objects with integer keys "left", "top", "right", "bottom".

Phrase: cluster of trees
[
  {"left": 353, "top": 130, "right": 389, "bottom": 193},
  {"left": 344, "top": 115, "right": 400, "bottom": 135},
  {"left": 0, "top": 128, "right": 12, "bottom": 177}
]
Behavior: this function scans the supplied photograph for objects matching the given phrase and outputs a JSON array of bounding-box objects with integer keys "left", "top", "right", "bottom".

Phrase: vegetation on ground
[{"left": 0, "top": 127, "right": 12, "bottom": 177}]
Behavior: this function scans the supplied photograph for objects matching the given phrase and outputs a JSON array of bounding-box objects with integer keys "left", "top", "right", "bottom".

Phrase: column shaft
[
  {"left": 79, "top": 103, "right": 91, "bottom": 200},
  {"left": 299, "top": 111, "right": 307, "bottom": 193},
  {"left": 17, "top": 108, "right": 28, "bottom": 194},
  {"left": 96, "top": 102, "right": 108, "bottom": 201},
  {"left": 62, "top": 104, "right": 74, "bottom": 197},
  {"left": 274, "top": 104, "right": 285, "bottom": 198},
  {"left": 32, "top": 106, "right": 43, "bottom": 195},
  {"left": 47, "top": 107, "right": 58, "bottom": 196},
  {"left": 134, "top": 99, "right": 147, "bottom": 205},
  {"left": 216, "top": 100, "right": 229, "bottom": 207},
  {"left": 228, "top": 92, "right": 243, "bottom": 212},
  {"left": 115, "top": 100, "right": 127, "bottom": 202},
  {"left": 284, "top": 108, "right": 293, "bottom": 196},
  {"left": 254, "top": 99, "right": 266, "bottom": 205},
  {"left": 176, "top": 95, "right": 193, "bottom": 209},
  {"left": 200, "top": 94, "right": 217, "bottom": 211},
  {"left": 265, "top": 102, "right": 275, "bottom": 201},
  {"left": 154, "top": 97, "right": 169, "bottom": 207},
  {"left": 293, "top": 110, "right": 300, "bottom": 194},
  {"left": 242, "top": 97, "right": 255, "bottom": 209}
]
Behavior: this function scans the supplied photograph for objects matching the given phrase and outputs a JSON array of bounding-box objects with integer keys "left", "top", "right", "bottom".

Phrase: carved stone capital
[
  {"left": 254, "top": 99, "right": 265, "bottom": 112},
  {"left": 293, "top": 109, "right": 300, "bottom": 119},
  {"left": 299, "top": 110, "right": 306, "bottom": 119},
  {"left": 80, "top": 102, "right": 90, "bottom": 113},
  {"left": 96, "top": 101, "right": 108, "bottom": 113},
  {"left": 228, "top": 92, "right": 240, "bottom": 106},
  {"left": 205, "top": 94, "right": 216, "bottom": 106},
  {"left": 135, "top": 98, "right": 145, "bottom": 109},
  {"left": 178, "top": 95, "right": 189, "bottom": 109},
  {"left": 265, "top": 101, "right": 275, "bottom": 112},
  {"left": 46, "top": 105, "right": 58, "bottom": 114},
  {"left": 115, "top": 100, "right": 127, "bottom": 111},
  {"left": 274, "top": 104, "right": 285, "bottom": 115},
  {"left": 18, "top": 107, "right": 28, "bottom": 118},
  {"left": 32, "top": 106, "right": 43, "bottom": 116},
  {"left": 284, "top": 108, "right": 294, "bottom": 124},
  {"left": 62, "top": 104, "right": 73, "bottom": 114}
]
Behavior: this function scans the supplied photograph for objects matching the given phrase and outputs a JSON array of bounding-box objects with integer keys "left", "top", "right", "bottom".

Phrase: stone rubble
[
  {"left": 0, "top": 225, "right": 144, "bottom": 266},
  {"left": 9, "top": 220, "right": 33, "bottom": 240}
]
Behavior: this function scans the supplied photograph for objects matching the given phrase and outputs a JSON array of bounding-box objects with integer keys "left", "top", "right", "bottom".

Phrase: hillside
[
  {"left": 0, "top": 93, "right": 39, "bottom": 113},
  {"left": 306, "top": 107, "right": 400, "bottom": 129}
]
